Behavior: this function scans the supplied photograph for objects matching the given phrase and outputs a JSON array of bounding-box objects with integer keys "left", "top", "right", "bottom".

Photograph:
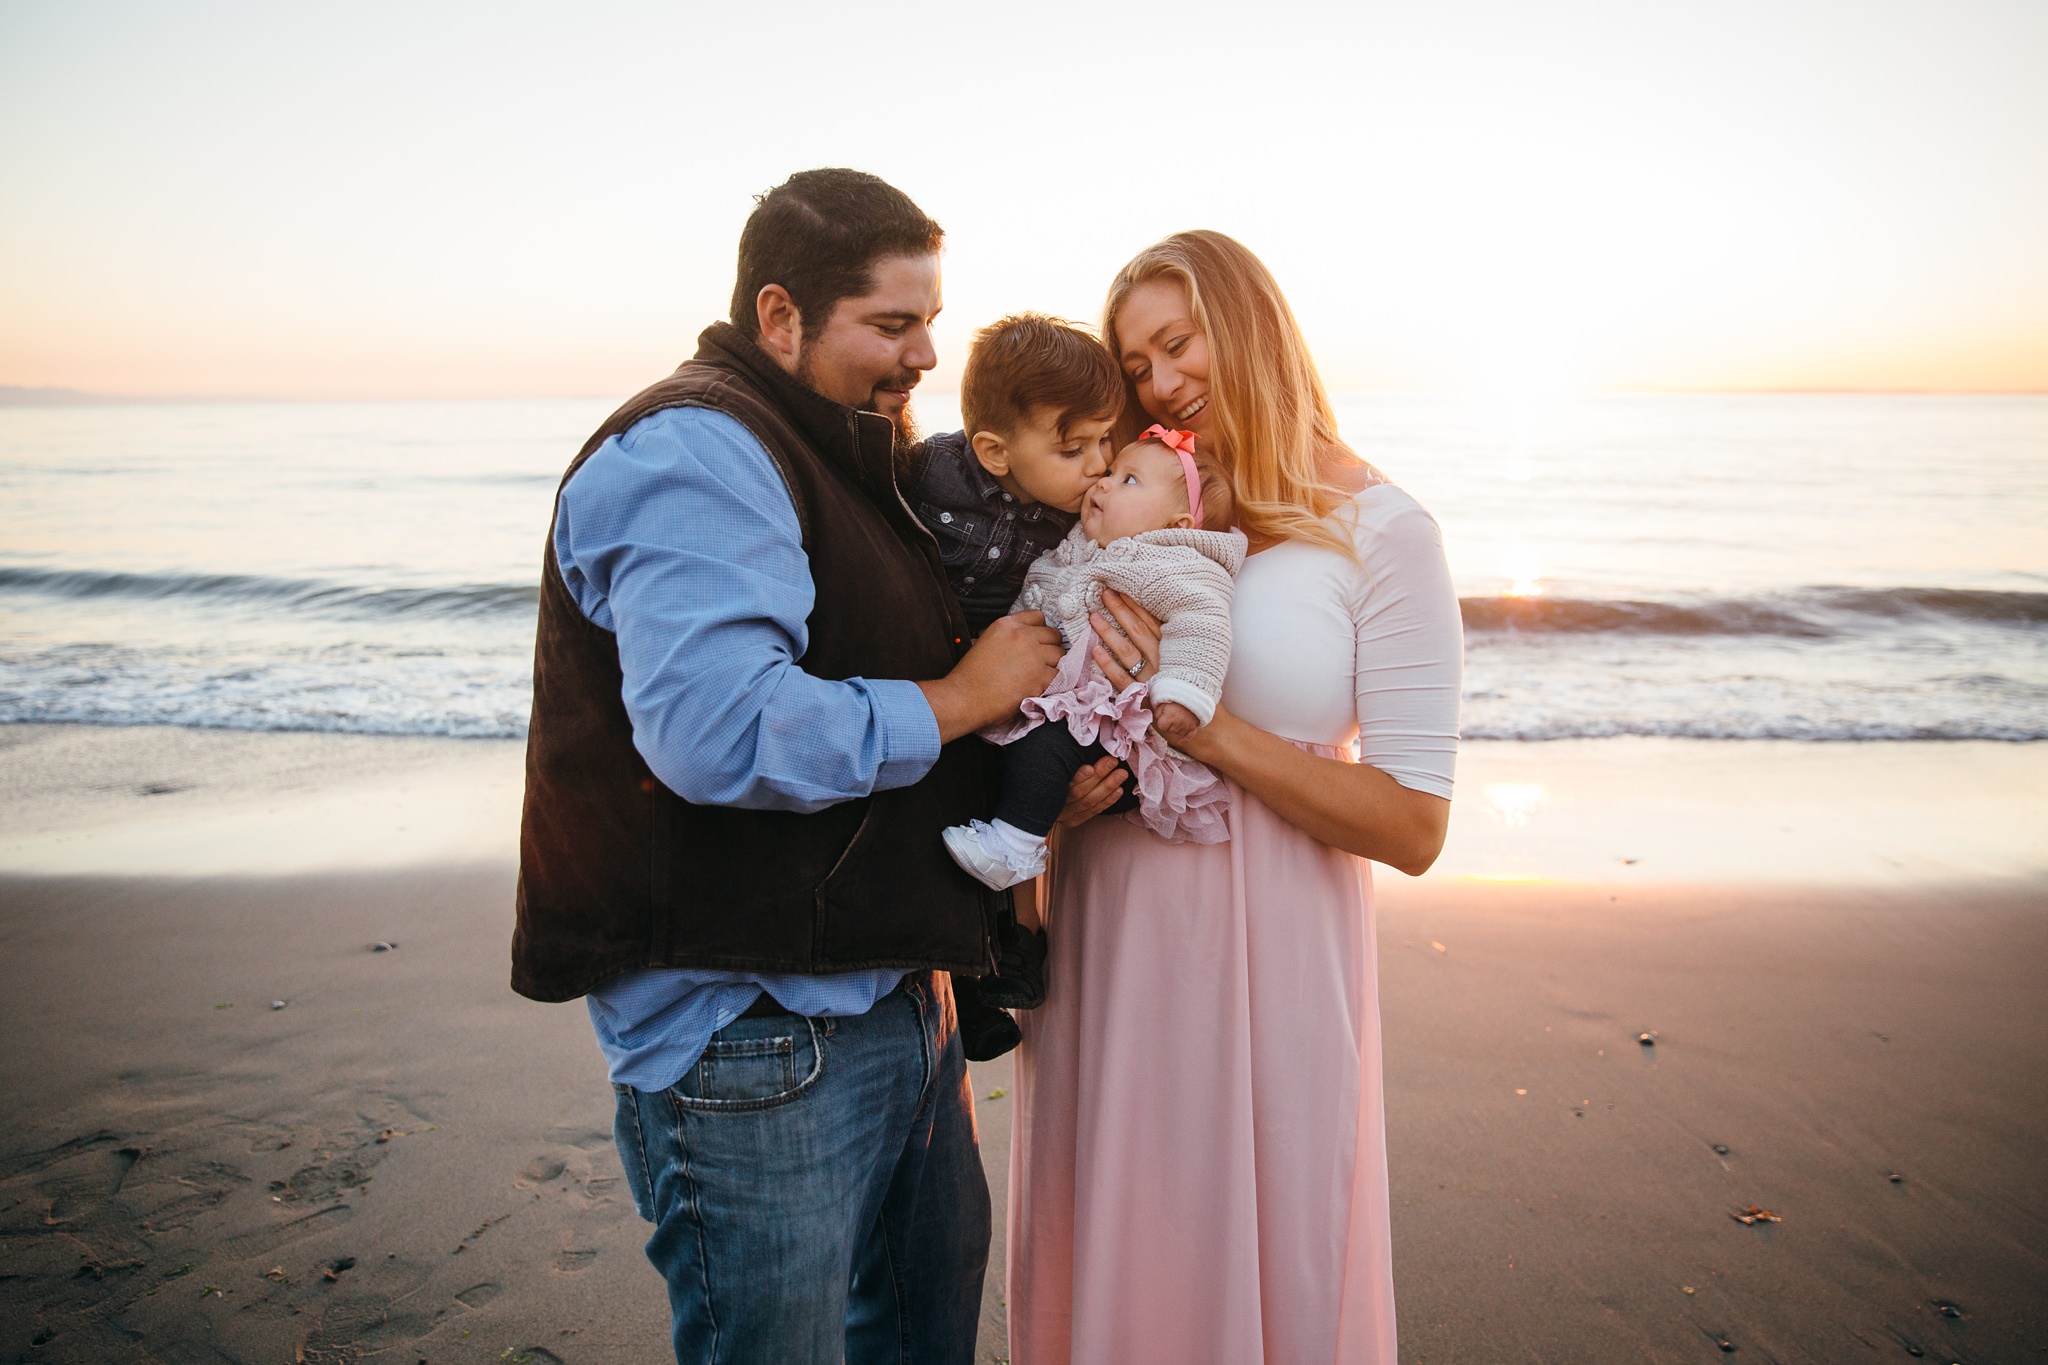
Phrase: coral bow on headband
[
  {"left": 1140, "top": 424, "right": 1198, "bottom": 456},
  {"left": 1139, "top": 424, "right": 1206, "bottom": 529}
]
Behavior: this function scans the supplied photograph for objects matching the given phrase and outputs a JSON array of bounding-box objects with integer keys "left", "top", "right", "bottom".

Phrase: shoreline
[{"left": 4, "top": 722, "right": 2042, "bottom": 885}]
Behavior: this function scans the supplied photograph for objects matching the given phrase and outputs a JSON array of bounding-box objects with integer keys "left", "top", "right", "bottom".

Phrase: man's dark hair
[{"left": 730, "top": 169, "right": 944, "bottom": 341}]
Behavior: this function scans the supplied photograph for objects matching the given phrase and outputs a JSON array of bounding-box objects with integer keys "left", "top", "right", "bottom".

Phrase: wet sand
[
  {"left": 1375, "top": 876, "right": 2048, "bottom": 1362},
  {"left": 0, "top": 724, "right": 2043, "bottom": 1362}
]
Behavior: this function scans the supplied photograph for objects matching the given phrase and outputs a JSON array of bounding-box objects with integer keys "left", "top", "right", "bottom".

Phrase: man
[{"left": 512, "top": 169, "right": 1061, "bottom": 1363}]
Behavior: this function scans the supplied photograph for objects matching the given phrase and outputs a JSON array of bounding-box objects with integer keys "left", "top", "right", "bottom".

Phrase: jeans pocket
[
  {"left": 668, "top": 1017, "right": 824, "bottom": 1112},
  {"left": 611, "top": 1083, "right": 657, "bottom": 1222}
]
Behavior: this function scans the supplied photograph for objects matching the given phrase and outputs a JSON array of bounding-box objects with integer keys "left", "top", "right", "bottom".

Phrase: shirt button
[
  {"left": 987, "top": 546, "right": 1001, "bottom": 558},
  {"left": 940, "top": 512, "right": 953, "bottom": 523},
  {"left": 964, "top": 575, "right": 976, "bottom": 584},
  {"left": 1002, "top": 492, "right": 1014, "bottom": 502}
]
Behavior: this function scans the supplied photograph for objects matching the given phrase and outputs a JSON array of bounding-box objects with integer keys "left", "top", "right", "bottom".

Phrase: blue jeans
[{"left": 611, "top": 972, "right": 989, "bottom": 1365}]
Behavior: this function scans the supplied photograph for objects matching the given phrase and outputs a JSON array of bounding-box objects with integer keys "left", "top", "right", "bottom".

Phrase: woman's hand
[
  {"left": 1055, "top": 755, "right": 1126, "bottom": 828},
  {"left": 1050, "top": 592, "right": 1161, "bottom": 829},
  {"left": 1089, "top": 589, "right": 1162, "bottom": 688}
]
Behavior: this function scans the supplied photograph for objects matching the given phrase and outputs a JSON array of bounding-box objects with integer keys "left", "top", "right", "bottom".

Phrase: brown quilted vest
[{"left": 511, "top": 323, "right": 995, "bottom": 1002}]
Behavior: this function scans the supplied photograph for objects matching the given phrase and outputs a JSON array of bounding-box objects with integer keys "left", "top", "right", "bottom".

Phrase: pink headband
[{"left": 1139, "top": 423, "right": 1205, "bottom": 530}]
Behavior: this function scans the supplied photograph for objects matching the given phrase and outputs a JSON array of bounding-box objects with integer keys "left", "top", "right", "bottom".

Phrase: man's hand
[
  {"left": 918, "top": 611, "right": 1063, "bottom": 743},
  {"left": 1151, "top": 700, "right": 1201, "bottom": 745}
]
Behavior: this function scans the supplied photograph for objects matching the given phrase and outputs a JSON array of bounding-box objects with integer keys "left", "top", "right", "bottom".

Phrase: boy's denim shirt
[{"left": 901, "top": 431, "right": 1077, "bottom": 635}]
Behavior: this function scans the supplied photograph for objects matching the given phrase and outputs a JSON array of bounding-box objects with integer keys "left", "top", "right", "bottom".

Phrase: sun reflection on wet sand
[
  {"left": 1440, "top": 738, "right": 2048, "bottom": 886},
  {"left": 1485, "top": 782, "right": 1546, "bottom": 829}
]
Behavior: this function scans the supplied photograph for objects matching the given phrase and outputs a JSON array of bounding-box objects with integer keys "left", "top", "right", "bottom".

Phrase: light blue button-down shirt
[{"left": 554, "top": 405, "right": 936, "bottom": 1091}]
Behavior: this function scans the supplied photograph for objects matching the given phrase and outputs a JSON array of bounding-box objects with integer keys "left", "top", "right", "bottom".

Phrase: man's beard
[
  {"left": 795, "top": 354, "right": 920, "bottom": 448},
  {"left": 888, "top": 400, "right": 920, "bottom": 451}
]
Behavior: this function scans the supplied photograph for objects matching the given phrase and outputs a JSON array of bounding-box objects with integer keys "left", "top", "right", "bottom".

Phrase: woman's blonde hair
[{"left": 1103, "top": 231, "right": 1360, "bottom": 557}]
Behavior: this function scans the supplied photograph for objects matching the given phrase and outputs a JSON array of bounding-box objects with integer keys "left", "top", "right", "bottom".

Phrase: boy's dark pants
[
  {"left": 956, "top": 725, "right": 1136, "bottom": 1062},
  {"left": 993, "top": 722, "right": 1139, "bottom": 837}
]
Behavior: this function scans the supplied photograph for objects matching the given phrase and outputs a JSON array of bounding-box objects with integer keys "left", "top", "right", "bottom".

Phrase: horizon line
[{"left": 4, "top": 382, "right": 2046, "bottom": 408}]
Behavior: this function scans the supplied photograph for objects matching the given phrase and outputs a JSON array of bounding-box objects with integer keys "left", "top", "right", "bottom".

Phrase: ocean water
[{"left": 1, "top": 394, "right": 2042, "bottom": 742}]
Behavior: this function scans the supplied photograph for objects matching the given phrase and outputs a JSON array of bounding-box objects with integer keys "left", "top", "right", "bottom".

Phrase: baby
[{"left": 943, "top": 425, "right": 1246, "bottom": 890}]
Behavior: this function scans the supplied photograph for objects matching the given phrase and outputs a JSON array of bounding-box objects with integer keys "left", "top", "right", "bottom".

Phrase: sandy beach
[{"left": 2, "top": 723, "right": 2043, "bottom": 1363}]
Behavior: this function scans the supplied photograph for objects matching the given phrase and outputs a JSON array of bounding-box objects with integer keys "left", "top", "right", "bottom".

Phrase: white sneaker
[{"left": 942, "top": 820, "right": 1047, "bottom": 890}]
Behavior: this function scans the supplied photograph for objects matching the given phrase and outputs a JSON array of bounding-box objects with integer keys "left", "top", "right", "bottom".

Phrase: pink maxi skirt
[{"left": 1007, "top": 747, "right": 1398, "bottom": 1364}]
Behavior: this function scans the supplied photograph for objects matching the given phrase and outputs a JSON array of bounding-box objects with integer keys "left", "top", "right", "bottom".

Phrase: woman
[{"left": 1007, "top": 232, "right": 1464, "bottom": 1363}]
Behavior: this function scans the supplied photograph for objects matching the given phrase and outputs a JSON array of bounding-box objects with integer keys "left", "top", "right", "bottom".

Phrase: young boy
[{"left": 900, "top": 313, "right": 1124, "bottom": 1060}]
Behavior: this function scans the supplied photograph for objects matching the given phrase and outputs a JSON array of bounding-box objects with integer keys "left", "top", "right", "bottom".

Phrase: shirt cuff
[{"left": 868, "top": 677, "right": 944, "bottom": 790}]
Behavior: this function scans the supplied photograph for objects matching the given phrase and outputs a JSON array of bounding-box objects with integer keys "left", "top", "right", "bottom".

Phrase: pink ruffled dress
[
  {"left": 980, "top": 524, "right": 1249, "bottom": 846},
  {"left": 981, "top": 624, "right": 1231, "bottom": 845}
]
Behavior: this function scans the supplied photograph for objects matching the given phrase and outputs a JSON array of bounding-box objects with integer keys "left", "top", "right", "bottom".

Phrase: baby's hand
[{"left": 1152, "top": 701, "right": 1201, "bottom": 744}]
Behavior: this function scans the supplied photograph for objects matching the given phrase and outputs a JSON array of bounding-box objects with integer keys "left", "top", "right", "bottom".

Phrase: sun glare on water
[{"left": 1499, "top": 544, "right": 1546, "bottom": 598}]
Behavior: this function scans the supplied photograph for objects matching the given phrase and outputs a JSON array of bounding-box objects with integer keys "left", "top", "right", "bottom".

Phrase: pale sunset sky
[{"left": 2, "top": 0, "right": 2044, "bottom": 400}]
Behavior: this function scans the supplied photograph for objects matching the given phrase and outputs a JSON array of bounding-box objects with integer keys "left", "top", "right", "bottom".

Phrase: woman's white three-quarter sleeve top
[{"left": 1220, "top": 484, "right": 1464, "bottom": 799}]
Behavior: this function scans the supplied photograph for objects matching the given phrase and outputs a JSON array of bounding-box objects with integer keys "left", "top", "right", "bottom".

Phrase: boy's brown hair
[{"left": 961, "top": 313, "right": 1123, "bottom": 441}]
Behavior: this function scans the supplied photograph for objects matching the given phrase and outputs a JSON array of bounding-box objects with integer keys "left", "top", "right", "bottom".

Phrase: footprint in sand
[
  {"left": 216, "top": 1202, "right": 353, "bottom": 1263},
  {"left": 18, "top": 1138, "right": 145, "bottom": 1224},
  {"left": 129, "top": 1158, "right": 253, "bottom": 1236},
  {"left": 274, "top": 1152, "right": 372, "bottom": 1205}
]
